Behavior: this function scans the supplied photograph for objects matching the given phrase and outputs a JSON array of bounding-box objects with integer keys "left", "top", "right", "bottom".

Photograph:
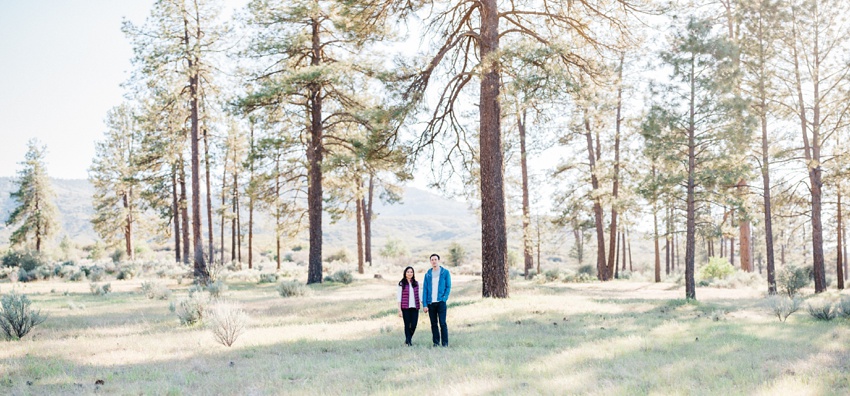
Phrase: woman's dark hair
[{"left": 399, "top": 266, "right": 418, "bottom": 287}]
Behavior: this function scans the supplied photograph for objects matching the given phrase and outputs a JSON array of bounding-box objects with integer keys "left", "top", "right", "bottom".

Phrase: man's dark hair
[{"left": 430, "top": 253, "right": 440, "bottom": 260}]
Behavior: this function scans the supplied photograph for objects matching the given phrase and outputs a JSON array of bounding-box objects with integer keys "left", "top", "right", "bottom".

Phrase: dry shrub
[
  {"left": 169, "top": 293, "right": 209, "bottom": 326},
  {"left": 207, "top": 301, "right": 248, "bottom": 347},
  {"left": 766, "top": 295, "right": 801, "bottom": 322},
  {"left": 0, "top": 292, "right": 47, "bottom": 340},
  {"left": 806, "top": 299, "right": 836, "bottom": 321},
  {"left": 278, "top": 281, "right": 310, "bottom": 298}
]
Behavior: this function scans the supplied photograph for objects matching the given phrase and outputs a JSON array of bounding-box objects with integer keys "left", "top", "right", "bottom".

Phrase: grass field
[{"left": 1, "top": 271, "right": 849, "bottom": 395}]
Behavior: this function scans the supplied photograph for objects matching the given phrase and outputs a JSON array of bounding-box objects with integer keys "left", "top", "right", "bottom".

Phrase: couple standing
[{"left": 397, "top": 253, "right": 452, "bottom": 347}]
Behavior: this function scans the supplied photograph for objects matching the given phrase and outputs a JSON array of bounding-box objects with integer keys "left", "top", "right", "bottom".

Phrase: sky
[{"left": 0, "top": 0, "right": 156, "bottom": 179}]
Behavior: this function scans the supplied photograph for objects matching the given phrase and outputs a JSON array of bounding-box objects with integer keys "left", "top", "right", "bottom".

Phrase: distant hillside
[{"left": 0, "top": 177, "right": 481, "bottom": 256}]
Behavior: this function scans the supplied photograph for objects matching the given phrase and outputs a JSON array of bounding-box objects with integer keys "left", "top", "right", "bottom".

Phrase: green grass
[{"left": 0, "top": 275, "right": 848, "bottom": 395}]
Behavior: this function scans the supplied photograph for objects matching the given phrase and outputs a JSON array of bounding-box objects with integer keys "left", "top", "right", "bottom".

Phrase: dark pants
[
  {"left": 428, "top": 301, "right": 448, "bottom": 346},
  {"left": 401, "top": 308, "right": 419, "bottom": 345}
]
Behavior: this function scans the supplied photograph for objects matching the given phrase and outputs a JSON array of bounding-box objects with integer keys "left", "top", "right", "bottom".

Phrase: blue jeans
[{"left": 428, "top": 301, "right": 448, "bottom": 346}]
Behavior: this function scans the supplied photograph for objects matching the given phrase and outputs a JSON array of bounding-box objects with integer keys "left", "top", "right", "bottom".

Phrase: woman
[{"left": 397, "top": 266, "right": 421, "bottom": 346}]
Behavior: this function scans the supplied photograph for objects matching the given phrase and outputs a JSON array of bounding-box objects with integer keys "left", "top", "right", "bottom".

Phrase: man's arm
[{"left": 444, "top": 270, "right": 452, "bottom": 301}]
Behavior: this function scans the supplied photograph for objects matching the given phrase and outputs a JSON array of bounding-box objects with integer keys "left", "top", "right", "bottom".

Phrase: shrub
[
  {"left": 379, "top": 239, "right": 407, "bottom": 259},
  {"left": 169, "top": 293, "right": 208, "bottom": 326},
  {"left": 447, "top": 242, "right": 465, "bottom": 267},
  {"left": 17, "top": 268, "right": 35, "bottom": 282},
  {"left": 326, "top": 249, "right": 350, "bottom": 263},
  {"left": 278, "top": 281, "right": 310, "bottom": 298},
  {"left": 837, "top": 296, "right": 850, "bottom": 318},
  {"left": 807, "top": 300, "right": 836, "bottom": 321},
  {"left": 206, "top": 280, "right": 228, "bottom": 299},
  {"left": 117, "top": 266, "right": 137, "bottom": 280},
  {"left": 140, "top": 281, "right": 171, "bottom": 300},
  {"left": 324, "top": 270, "right": 354, "bottom": 284},
  {"left": 2, "top": 250, "right": 47, "bottom": 272},
  {"left": 259, "top": 273, "right": 279, "bottom": 284},
  {"left": 69, "top": 271, "right": 85, "bottom": 282},
  {"left": 86, "top": 266, "right": 105, "bottom": 282},
  {"left": 111, "top": 249, "right": 127, "bottom": 264},
  {"left": 544, "top": 269, "right": 560, "bottom": 282},
  {"left": 89, "top": 283, "right": 111, "bottom": 296},
  {"left": 207, "top": 301, "right": 248, "bottom": 347},
  {"left": 0, "top": 292, "right": 47, "bottom": 340},
  {"left": 777, "top": 265, "right": 809, "bottom": 297},
  {"left": 699, "top": 257, "right": 735, "bottom": 281},
  {"left": 766, "top": 295, "right": 801, "bottom": 322},
  {"left": 577, "top": 265, "right": 594, "bottom": 276}
]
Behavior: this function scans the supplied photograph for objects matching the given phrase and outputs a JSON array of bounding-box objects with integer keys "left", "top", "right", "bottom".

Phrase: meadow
[{"left": 1, "top": 265, "right": 849, "bottom": 396}]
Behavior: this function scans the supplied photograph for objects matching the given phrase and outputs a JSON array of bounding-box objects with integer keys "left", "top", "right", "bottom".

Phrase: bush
[
  {"left": 0, "top": 292, "right": 47, "bottom": 340},
  {"left": 259, "top": 273, "right": 279, "bottom": 284},
  {"left": 17, "top": 268, "right": 35, "bottom": 282},
  {"left": 2, "top": 250, "right": 47, "bottom": 272},
  {"left": 326, "top": 249, "right": 350, "bottom": 263},
  {"left": 806, "top": 300, "right": 836, "bottom": 321},
  {"left": 379, "top": 239, "right": 407, "bottom": 259},
  {"left": 117, "top": 266, "right": 137, "bottom": 280},
  {"left": 577, "top": 265, "right": 595, "bottom": 276},
  {"left": 838, "top": 296, "right": 850, "bottom": 318},
  {"left": 90, "top": 283, "right": 112, "bottom": 296},
  {"left": 544, "top": 269, "right": 560, "bottom": 282},
  {"left": 324, "top": 270, "right": 354, "bottom": 284},
  {"left": 111, "top": 249, "right": 127, "bottom": 264},
  {"left": 207, "top": 301, "right": 248, "bottom": 347},
  {"left": 69, "top": 271, "right": 85, "bottom": 282},
  {"left": 766, "top": 295, "right": 801, "bottom": 322},
  {"left": 447, "top": 242, "right": 465, "bottom": 267},
  {"left": 169, "top": 293, "right": 208, "bottom": 326},
  {"left": 777, "top": 265, "right": 809, "bottom": 297},
  {"left": 206, "top": 280, "right": 227, "bottom": 299},
  {"left": 700, "top": 257, "right": 735, "bottom": 281},
  {"left": 278, "top": 281, "right": 310, "bottom": 298}
]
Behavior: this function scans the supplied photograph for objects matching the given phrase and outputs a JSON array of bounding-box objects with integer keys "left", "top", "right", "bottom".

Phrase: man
[{"left": 422, "top": 253, "right": 451, "bottom": 347}]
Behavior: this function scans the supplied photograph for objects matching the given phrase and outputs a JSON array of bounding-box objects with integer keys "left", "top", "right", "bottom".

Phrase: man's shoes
[{"left": 433, "top": 344, "right": 439, "bottom": 347}]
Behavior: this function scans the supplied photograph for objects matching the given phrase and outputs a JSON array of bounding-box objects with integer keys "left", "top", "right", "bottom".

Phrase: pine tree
[
  {"left": 6, "top": 139, "right": 59, "bottom": 252},
  {"left": 90, "top": 104, "right": 142, "bottom": 260}
]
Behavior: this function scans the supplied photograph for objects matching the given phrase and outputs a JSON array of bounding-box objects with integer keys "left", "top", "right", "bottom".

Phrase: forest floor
[{"left": 1, "top": 271, "right": 849, "bottom": 395}]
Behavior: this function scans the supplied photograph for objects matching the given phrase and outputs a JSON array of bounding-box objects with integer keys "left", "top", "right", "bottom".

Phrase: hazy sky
[{"left": 0, "top": 0, "right": 156, "bottom": 178}]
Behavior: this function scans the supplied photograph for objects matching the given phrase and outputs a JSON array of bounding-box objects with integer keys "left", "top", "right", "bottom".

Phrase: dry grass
[{"left": 0, "top": 270, "right": 849, "bottom": 395}]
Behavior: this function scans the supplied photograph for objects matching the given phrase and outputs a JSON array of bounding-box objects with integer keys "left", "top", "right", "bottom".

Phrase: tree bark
[
  {"left": 364, "top": 174, "right": 373, "bottom": 266},
  {"left": 517, "top": 109, "right": 533, "bottom": 278},
  {"left": 179, "top": 159, "right": 191, "bottom": 265},
  {"left": 653, "top": 167, "right": 661, "bottom": 282},
  {"left": 204, "top": 128, "right": 214, "bottom": 264},
  {"left": 184, "top": 10, "right": 207, "bottom": 283},
  {"left": 685, "top": 55, "right": 697, "bottom": 300},
  {"left": 838, "top": 186, "right": 844, "bottom": 290},
  {"left": 248, "top": 123, "right": 255, "bottom": 269},
  {"left": 306, "top": 17, "right": 325, "bottom": 284},
  {"left": 356, "top": 182, "right": 364, "bottom": 275},
  {"left": 757, "top": 29, "right": 777, "bottom": 294},
  {"left": 584, "top": 109, "right": 608, "bottom": 281},
  {"left": 739, "top": 180, "right": 751, "bottom": 272},
  {"left": 478, "top": 0, "right": 509, "bottom": 297},
  {"left": 123, "top": 189, "right": 133, "bottom": 260},
  {"left": 172, "top": 165, "right": 181, "bottom": 263}
]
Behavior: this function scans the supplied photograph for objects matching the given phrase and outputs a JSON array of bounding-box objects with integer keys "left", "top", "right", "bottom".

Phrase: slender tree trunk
[
  {"left": 172, "top": 165, "right": 181, "bottom": 263},
  {"left": 236, "top": 186, "right": 242, "bottom": 263},
  {"left": 627, "top": 226, "right": 633, "bottom": 272},
  {"left": 653, "top": 171, "right": 661, "bottom": 282},
  {"left": 123, "top": 190, "right": 133, "bottom": 260},
  {"left": 204, "top": 128, "right": 214, "bottom": 264},
  {"left": 838, "top": 186, "right": 845, "bottom": 290},
  {"left": 791, "top": 15, "right": 826, "bottom": 292},
  {"left": 231, "top": 171, "right": 238, "bottom": 263},
  {"left": 220, "top": 149, "right": 227, "bottom": 265},
  {"left": 844, "top": 220, "right": 848, "bottom": 281},
  {"left": 584, "top": 109, "right": 608, "bottom": 281},
  {"left": 248, "top": 123, "right": 255, "bottom": 269},
  {"left": 621, "top": 230, "right": 627, "bottom": 271},
  {"left": 614, "top": 230, "right": 620, "bottom": 279},
  {"left": 685, "top": 55, "right": 697, "bottom": 300},
  {"left": 517, "top": 109, "right": 533, "bottom": 278},
  {"left": 306, "top": 17, "right": 325, "bottom": 284},
  {"left": 356, "top": 181, "right": 364, "bottom": 275},
  {"left": 364, "top": 174, "right": 373, "bottom": 266},
  {"left": 180, "top": 160, "right": 191, "bottom": 265},
  {"left": 275, "top": 161, "right": 282, "bottom": 270},
  {"left": 665, "top": 204, "right": 671, "bottom": 276},
  {"left": 478, "top": 0, "right": 508, "bottom": 297},
  {"left": 184, "top": 11, "right": 207, "bottom": 283},
  {"left": 605, "top": 52, "right": 625, "bottom": 280},
  {"left": 760, "top": 90, "right": 777, "bottom": 293}
]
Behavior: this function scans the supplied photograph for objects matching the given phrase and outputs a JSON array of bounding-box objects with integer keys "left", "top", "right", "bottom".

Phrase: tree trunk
[
  {"left": 184, "top": 12, "right": 207, "bottom": 283},
  {"left": 179, "top": 160, "right": 191, "bottom": 265},
  {"left": 123, "top": 189, "right": 133, "bottom": 260},
  {"left": 248, "top": 123, "right": 255, "bottom": 269},
  {"left": 760, "top": 109, "right": 777, "bottom": 293},
  {"left": 517, "top": 109, "right": 533, "bottom": 278},
  {"left": 838, "top": 186, "right": 845, "bottom": 290},
  {"left": 204, "top": 128, "right": 214, "bottom": 264},
  {"left": 685, "top": 55, "right": 697, "bottom": 300},
  {"left": 584, "top": 109, "right": 608, "bottom": 281},
  {"left": 356, "top": 182, "right": 364, "bottom": 275},
  {"left": 606, "top": 52, "right": 625, "bottom": 280},
  {"left": 364, "top": 174, "right": 373, "bottom": 266},
  {"left": 653, "top": 170, "right": 661, "bottom": 282},
  {"left": 306, "top": 17, "right": 325, "bottom": 284},
  {"left": 231, "top": 171, "right": 238, "bottom": 263},
  {"left": 220, "top": 145, "right": 228, "bottom": 265},
  {"left": 275, "top": 162, "right": 282, "bottom": 270},
  {"left": 478, "top": 0, "right": 508, "bottom": 297},
  {"left": 621, "top": 230, "right": 627, "bottom": 271},
  {"left": 614, "top": 230, "right": 620, "bottom": 279},
  {"left": 172, "top": 165, "right": 181, "bottom": 263}
]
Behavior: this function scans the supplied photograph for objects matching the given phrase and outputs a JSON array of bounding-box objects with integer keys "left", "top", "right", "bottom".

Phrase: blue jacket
[{"left": 422, "top": 266, "right": 451, "bottom": 305}]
